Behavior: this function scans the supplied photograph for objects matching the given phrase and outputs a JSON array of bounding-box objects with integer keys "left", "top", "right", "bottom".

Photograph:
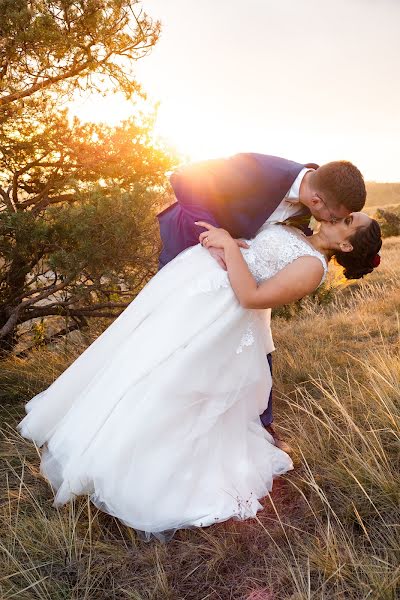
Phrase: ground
[{"left": 0, "top": 237, "right": 399, "bottom": 600}]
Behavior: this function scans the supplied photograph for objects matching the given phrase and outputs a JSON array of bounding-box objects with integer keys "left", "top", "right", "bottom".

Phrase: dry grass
[{"left": 1, "top": 239, "right": 400, "bottom": 599}]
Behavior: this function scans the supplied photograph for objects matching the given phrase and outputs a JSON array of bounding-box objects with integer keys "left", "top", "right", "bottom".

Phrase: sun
[
  {"left": 152, "top": 103, "right": 248, "bottom": 163},
  {"left": 68, "top": 91, "right": 250, "bottom": 164}
]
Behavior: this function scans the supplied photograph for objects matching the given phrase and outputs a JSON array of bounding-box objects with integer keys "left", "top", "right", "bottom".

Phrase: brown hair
[
  {"left": 334, "top": 219, "right": 382, "bottom": 280},
  {"left": 312, "top": 161, "right": 366, "bottom": 212}
]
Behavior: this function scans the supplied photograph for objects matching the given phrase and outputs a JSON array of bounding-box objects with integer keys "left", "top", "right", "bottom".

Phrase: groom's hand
[
  {"left": 208, "top": 247, "right": 227, "bottom": 270},
  {"left": 208, "top": 240, "right": 249, "bottom": 271}
]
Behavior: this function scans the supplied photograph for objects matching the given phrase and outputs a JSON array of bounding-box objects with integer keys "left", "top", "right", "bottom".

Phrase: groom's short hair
[{"left": 313, "top": 161, "right": 366, "bottom": 212}]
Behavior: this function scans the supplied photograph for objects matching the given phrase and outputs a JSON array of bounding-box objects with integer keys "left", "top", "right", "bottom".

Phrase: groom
[{"left": 157, "top": 153, "right": 366, "bottom": 450}]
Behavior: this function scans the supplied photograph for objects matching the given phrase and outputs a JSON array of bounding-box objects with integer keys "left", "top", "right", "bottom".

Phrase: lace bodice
[
  {"left": 241, "top": 224, "right": 328, "bottom": 285},
  {"left": 180, "top": 223, "right": 328, "bottom": 297}
]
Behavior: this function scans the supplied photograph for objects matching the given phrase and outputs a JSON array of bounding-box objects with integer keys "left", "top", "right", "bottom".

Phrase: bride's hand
[
  {"left": 208, "top": 240, "right": 250, "bottom": 271},
  {"left": 195, "top": 221, "right": 236, "bottom": 250}
]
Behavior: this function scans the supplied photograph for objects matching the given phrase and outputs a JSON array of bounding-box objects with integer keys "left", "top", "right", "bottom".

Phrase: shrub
[{"left": 373, "top": 208, "right": 400, "bottom": 238}]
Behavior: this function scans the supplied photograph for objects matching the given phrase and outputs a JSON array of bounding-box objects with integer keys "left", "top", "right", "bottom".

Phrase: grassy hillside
[
  {"left": 1, "top": 239, "right": 399, "bottom": 599},
  {"left": 365, "top": 182, "right": 400, "bottom": 208}
]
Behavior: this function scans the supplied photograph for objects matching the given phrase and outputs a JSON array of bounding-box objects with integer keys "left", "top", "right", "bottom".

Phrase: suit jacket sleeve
[
  {"left": 158, "top": 156, "right": 253, "bottom": 268},
  {"left": 169, "top": 154, "right": 267, "bottom": 215}
]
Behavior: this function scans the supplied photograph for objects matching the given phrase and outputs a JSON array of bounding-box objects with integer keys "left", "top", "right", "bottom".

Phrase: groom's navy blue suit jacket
[{"left": 157, "top": 153, "right": 319, "bottom": 268}]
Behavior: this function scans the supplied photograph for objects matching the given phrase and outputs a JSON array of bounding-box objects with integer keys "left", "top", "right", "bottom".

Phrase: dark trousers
[{"left": 260, "top": 353, "right": 274, "bottom": 427}]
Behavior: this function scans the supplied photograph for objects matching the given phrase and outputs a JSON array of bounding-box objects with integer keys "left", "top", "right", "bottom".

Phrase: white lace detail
[
  {"left": 184, "top": 224, "right": 327, "bottom": 298},
  {"left": 236, "top": 323, "right": 255, "bottom": 354},
  {"left": 240, "top": 225, "right": 328, "bottom": 286},
  {"left": 188, "top": 269, "right": 230, "bottom": 296}
]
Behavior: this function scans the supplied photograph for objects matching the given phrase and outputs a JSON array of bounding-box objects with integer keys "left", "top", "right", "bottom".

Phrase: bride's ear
[{"left": 339, "top": 240, "right": 353, "bottom": 253}]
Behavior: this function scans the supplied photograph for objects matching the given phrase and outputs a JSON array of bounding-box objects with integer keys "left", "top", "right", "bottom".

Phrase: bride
[{"left": 17, "top": 214, "right": 382, "bottom": 539}]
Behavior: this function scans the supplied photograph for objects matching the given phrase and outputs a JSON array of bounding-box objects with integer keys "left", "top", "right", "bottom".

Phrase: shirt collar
[{"left": 286, "top": 168, "right": 315, "bottom": 203}]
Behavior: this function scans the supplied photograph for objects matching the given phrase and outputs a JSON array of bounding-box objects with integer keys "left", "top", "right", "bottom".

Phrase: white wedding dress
[{"left": 17, "top": 224, "right": 327, "bottom": 539}]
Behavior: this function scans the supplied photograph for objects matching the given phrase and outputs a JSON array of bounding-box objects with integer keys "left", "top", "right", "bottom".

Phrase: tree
[
  {"left": 0, "top": 1, "right": 177, "bottom": 357},
  {"left": 373, "top": 208, "right": 400, "bottom": 238},
  {"left": 0, "top": 0, "right": 160, "bottom": 106}
]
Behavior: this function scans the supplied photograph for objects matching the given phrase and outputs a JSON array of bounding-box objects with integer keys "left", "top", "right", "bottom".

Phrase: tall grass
[{"left": 1, "top": 238, "right": 399, "bottom": 599}]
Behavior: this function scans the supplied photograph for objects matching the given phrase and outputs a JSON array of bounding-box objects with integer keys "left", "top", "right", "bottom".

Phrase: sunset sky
[{"left": 71, "top": 0, "right": 400, "bottom": 182}]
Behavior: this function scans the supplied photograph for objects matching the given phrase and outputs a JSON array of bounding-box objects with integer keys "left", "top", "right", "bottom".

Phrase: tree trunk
[
  {"left": 0, "top": 313, "right": 18, "bottom": 358},
  {"left": 0, "top": 251, "right": 31, "bottom": 358}
]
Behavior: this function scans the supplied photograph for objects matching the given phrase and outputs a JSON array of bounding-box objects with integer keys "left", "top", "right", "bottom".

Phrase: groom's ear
[{"left": 310, "top": 193, "right": 322, "bottom": 208}]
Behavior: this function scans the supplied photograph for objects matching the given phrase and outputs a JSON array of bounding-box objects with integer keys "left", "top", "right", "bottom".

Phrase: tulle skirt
[{"left": 17, "top": 243, "right": 293, "bottom": 539}]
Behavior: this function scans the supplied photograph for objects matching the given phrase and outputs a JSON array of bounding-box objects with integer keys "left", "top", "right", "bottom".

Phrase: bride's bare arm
[
  {"left": 223, "top": 241, "right": 324, "bottom": 309},
  {"left": 195, "top": 221, "right": 324, "bottom": 309}
]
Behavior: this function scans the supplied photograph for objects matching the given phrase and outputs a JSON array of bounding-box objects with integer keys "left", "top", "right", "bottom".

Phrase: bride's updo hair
[{"left": 334, "top": 219, "right": 382, "bottom": 280}]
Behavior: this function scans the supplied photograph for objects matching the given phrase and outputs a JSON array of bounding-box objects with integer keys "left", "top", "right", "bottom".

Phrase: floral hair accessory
[{"left": 371, "top": 254, "right": 381, "bottom": 268}]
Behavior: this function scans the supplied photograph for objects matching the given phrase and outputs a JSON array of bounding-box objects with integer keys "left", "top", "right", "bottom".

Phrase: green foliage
[
  {"left": 32, "top": 318, "right": 46, "bottom": 348},
  {"left": 373, "top": 207, "right": 400, "bottom": 238},
  {"left": 0, "top": 0, "right": 160, "bottom": 105},
  {"left": 45, "top": 184, "right": 163, "bottom": 280},
  {"left": 0, "top": 109, "right": 176, "bottom": 355},
  {"left": 272, "top": 281, "right": 337, "bottom": 320},
  {"left": 0, "top": 0, "right": 177, "bottom": 356}
]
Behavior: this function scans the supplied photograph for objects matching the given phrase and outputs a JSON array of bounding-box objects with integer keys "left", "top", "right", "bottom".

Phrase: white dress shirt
[
  {"left": 258, "top": 167, "right": 315, "bottom": 231},
  {"left": 255, "top": 167, "right": 314, "bottom": 356}
]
